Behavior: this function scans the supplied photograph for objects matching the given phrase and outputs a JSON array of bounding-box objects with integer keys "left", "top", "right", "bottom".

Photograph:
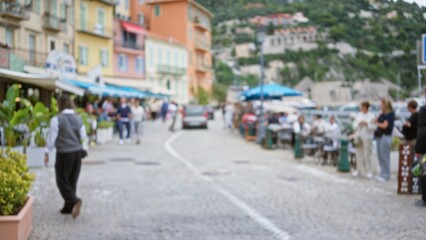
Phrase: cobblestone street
[{"left": 29, "top": 115, "right": 425, "bottom": 240}]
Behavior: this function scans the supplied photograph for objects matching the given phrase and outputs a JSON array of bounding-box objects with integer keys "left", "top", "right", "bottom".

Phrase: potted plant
[
  {"left": 0, "top": 149, "right": 35, "bottom": 240},
  {"left": 0, "top": 84, "right": 32, "bottom": 152},
  {"left": 26, "top": 99, "right": 57, "bottom": 168},
  {"left": 96, "top": 121, "right": 114, "bottom": 144}
]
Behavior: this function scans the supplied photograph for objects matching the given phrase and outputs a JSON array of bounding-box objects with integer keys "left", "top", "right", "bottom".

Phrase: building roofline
[{"left": 147, "top": 0, "right": 214, "bottom": 18}]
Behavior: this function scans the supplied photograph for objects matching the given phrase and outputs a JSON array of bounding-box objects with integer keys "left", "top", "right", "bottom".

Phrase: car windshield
[{"left": 185, "top": 108, "right": 204, "bottom": 116}]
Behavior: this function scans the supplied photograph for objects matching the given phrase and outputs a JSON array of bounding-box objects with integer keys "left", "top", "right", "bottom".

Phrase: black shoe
[
  {"left": 415, "top": 200, "right": 426, "bottom": 207},
  {"left": 60, "top": 208, "right": 72, "bottom": 214},
  {"left": 72, "top": 199, "right": 83, "bottom": 219}
]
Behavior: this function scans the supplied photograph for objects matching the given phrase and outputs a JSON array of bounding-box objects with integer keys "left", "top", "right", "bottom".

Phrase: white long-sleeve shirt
[
  {"left": 45, "top": 109, "right": 87, "bottom": 153},
  {"left": 353, "top": 111, "right": 376, "bottom": 132},
  {"left": 131, "top": 105, "right": 145, "bottom": 122}
]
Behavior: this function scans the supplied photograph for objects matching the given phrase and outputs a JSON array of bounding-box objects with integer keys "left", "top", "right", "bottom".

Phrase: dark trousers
[
  {"left": 421, "top": 177, "right": 426, "bottom": 202},
  {"left": 55, "top": 150, "right": 82, "bottom": 211},
  {"left": 117, "top": 121, "right": 131, "bottom": 140}
]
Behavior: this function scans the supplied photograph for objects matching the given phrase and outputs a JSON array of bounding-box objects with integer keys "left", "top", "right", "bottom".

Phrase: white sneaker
[
  {"left": 375, "top": 176, "right": 386, "bottom": 182},
  {"left": 352, "top": 172, "right": 359, "bottom": 177},
  {"left": 119, "top": 140, "right": 124, "bottom": 145},
  {"left": 366, "top": 173, "right": 373, "bottom": 179}
]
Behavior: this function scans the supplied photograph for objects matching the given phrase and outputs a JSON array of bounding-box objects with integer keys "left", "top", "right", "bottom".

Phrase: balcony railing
[
  {"left": 195, "top": 41, "right": 210, "bottom": 52},
  {"left": 196, "top": 63, "right": 210, "bottom": 73},
  {"left": 43, "top": 14, "right": 66, "bottom": 32},
  {"left": 11, "top": 48, "right": 48, "bottom": 68},
  {"left": 0, "top": 2, "right": 30, "bottom": 20},
  {"left": 194, "top": 16, "right": 210, "bottom": 31},
  {"left": 97, "top": 0, "right": 119, "bottom": 6},
  {"left": 115, "top": 41, "right": 144, "bottom": 51},
  {"left": 157, "top": 64, "right": 186, "bottom": 75},
  {"left": 77, "top": 21, "right": 113, "bottom": 39}
]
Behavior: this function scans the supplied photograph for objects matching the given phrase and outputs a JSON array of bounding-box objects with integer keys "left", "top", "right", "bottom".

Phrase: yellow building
[
  {"left": 0, "top": 0, "right": 74, "bottom": 69},
  {"left": 74, "top": 0, "right": 116, "bottom": 76}
]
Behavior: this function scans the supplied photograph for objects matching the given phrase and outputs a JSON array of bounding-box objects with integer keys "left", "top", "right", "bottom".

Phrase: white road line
[{"left": 164, "top": 133, "right": 291, "bottom": 240}]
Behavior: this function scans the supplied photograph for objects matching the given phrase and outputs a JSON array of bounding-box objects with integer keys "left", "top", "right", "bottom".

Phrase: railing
[
  {"left": 77, "top": 21, "right": 113, "bottom": 38},
  {"left": 195, "top": 41, "right": 210, "bottom": 51},
  {"left": 43, "top": 14, "right": 66, "bottom": 31},
  {"left": 115, "top": 41, "right": 144, "bottom": 51},
  {"left": 97, "top": 0, "right": 119, "bottom": 6},
  {"left": 11, "top": 48, "right": 48, "bottom": 68},
  {"left": 0, "top": 2, "right": 30, "bottom": 20},
  {"left": 157, "top": 64, "right": 186, "bottom": 75},
  {"left": 196, "top": 63, "right": 210, "bottom": 72},
  {"left": 193, "top": 16, "right": 210, "bottom": 30}
]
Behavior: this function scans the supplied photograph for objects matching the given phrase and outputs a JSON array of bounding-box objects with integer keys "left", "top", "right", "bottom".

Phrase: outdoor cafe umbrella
[{"left": 240, "top": 83, "right": 303, "bottom": 101}]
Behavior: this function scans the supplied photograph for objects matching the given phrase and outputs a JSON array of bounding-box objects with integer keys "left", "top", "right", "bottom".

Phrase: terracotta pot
[{"left": 0, "top": 196, "right": 34, "bottom": 240}]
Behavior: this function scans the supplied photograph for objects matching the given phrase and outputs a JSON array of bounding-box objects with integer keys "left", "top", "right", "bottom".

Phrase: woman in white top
[
  {"left": 293, "top": 115, "right": 311, "bottom": 137},
  {"left": 352, "top": 101, "right": 376, "bottom": 178},
  {"left": 131, "top": 98, "right": 145, "bottom": 144},
  {"left": 326, "top": 116, "right": 340, "bottom": 148}
]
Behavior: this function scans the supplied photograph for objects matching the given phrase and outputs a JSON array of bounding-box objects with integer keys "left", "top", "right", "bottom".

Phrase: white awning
[
  {"left": 0, "top": 68, "right": 85, "bottom": 96},
  {"left": 103, "top": 77, "right": 153, "bottom": 90}
]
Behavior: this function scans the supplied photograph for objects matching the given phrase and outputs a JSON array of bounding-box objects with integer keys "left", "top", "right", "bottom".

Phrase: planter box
[
  {"left": 97, "top": 127, "right": 114, "bottom": 144},
  {"left": 26, "top": 147, "right": 56, "bottom": 168},
  {"left": 0, "top": 196, "right": 34, "bottom": 240}
]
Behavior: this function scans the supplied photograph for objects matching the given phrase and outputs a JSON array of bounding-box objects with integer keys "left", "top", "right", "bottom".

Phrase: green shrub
[
  {"left": 0, "top": 150, "right": 35, "bottom": 215},
  {"left": 392, "top": 137, "right": 401, "bottom": 151},
  {"left": 97, "top": 121, "right": 115, "bottom": 129}
]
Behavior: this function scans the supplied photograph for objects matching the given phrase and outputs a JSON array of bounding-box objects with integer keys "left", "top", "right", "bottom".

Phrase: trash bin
[
  {"left": 338, "top": 138, "right": 350, "bottom": 172},
  {"left": 294, "top": 134, "right": 304, "bottom": 159},
  {"left": 263, "top": 128, "right": 274, "bottom": 149}
]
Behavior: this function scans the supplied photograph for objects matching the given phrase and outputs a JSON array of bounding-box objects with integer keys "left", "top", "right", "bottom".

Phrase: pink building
[{"left": 113, "top": 19, "right": 145, "bottom": 81}]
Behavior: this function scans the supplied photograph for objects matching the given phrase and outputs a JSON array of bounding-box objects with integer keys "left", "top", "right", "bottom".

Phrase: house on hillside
[
  {"left": 385, "top": 10, "right": 398, "bottom": 19},
  {"left": 244, "top": 3, "right": 265, "bottom": 9},
  {"left": 250, "top": 14, "right": 296, "bottom": 26},
  {"left": 262, "top": 27, "right": 325, "bottom": 54},
  {"left": 235, "top": 43, "right": 256, "bottom": 58},
  {"left": 293, "top": 12, "right": 309, "bottom": 23}
]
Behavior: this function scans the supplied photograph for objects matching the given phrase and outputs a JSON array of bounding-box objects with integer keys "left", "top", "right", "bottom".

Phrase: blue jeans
[
  {"left": 117, "top": 121, "right": 131, "bottom": 140},
  {"left": 377, "top": 135, "right": 392, "bottom": 180}
]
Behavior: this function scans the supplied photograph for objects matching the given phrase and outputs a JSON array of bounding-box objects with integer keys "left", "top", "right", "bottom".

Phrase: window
[
  {"left": 149, "top": 47, "right": 153, "bottom": 66},
  {"left": 138, "top": 13, "right": 145, "bottom": 25},
  {"left": 139, "top": 0, "right": 145, "bottom": 3},
  {"left": 118, "top": 54, "right": 128, "bottom": 71},
  {"left": 29, "top": 34, "right": 36, "bottom": 64},
  {"left": 49, "top": 40, "right": 55, "bottom": 51},
  {"left": 270, "top": 39, "right": 275, "bottom": 46},
  {"left": 97, "top": 8, "right": 105, "bottom": 35},
  {"left": 34, "top": 0, "right": 40, "bottom": 14},
  {"left": 174, "top": 52, "right": 178, "bottom": 66},
  {"left": 5, "top": 28, "right": 13, "bottom": 46},
  {"left": 166, "top": 80, "right": 171, "bottom": 90},
  {"left": 125, "top": 0, "right": 129, "bottom": 9},
  {"left": 68, "top": 7, "right": 74, "bottom": 24},
  {"left": 188, "top": 27, "right": 192, "bottom": 39},
  {"left": 135, "top": 56, "right": 144, "bottom": 73},
  {"left": 166, "top": 50, "right": 170, "bottom": 65},
  {"left": 61, "top": 4, "right": 66, "bottom": 20},
  {"left": 51, "top": 0, "right": 57, "bottom": 16},
  {"left": 188, "top": 5, "right": 192, "bottom": 20},
  {"left": 79, "top": 4, "right": 87, "bottom": 30},
  {"left": 78, "top": 45, "right": 88, "bottom": 66},
  {"left": 63, "top": 43, "right": 69, "bottom": 53},
  {"left": 154, "top": 5, "right": 160, "bottom": 16},
  {"left": 100, "top": 49, "right": 109, "bottom": 67},
  {"left": 158, "top": 49, "right": 162, "bottom": 64}
]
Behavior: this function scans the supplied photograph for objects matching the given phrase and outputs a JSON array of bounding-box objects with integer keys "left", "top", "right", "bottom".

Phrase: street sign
[{"left": 423, "top": 34, "right": 426, "bottom": 64}]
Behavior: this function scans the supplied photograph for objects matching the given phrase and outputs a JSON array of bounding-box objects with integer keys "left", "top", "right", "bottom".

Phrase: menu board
[{"left": 398, "top": 144, "right": 420, "bottom": 194}]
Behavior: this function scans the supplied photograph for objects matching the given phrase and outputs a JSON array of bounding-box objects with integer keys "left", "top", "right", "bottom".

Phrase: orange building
[{"left": 130, "top": 0, "right": 213, "bottom": 99}]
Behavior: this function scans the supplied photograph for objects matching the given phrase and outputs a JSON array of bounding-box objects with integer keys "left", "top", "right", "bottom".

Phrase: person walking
[
  {"left": 402, "top": 100, "right": 418, "bottom": 146},
  {"left": 160, "top": 101, "right": 169, "bottom": 123},
  {"left": 415, "top": 89, "right": 426, "bottom": 207},
  {"left": 168, "top": 101, "right": 178, "bottom": 132},
  {"left": 375, "top": 98, "right": 395, "bottom": 182},
  {"left": 117, "top": 97, "right": 132, "bottom": 145},
  {"left": 224, "top": 102, "right": 234, "bottom": 130},
  {"left": 131, "top": 98, "right": 145, "bottom": 144},
  {"left": 352, "top": 101, "right": 376, "bottom": 178},
  {"left": 45, "top": 95, "right": 86, "bottom": 219}
]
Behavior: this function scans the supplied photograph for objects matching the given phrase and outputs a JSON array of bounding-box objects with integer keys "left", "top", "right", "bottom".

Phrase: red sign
[{"left": 0, "top": 48, "right": 10, "bottom": 69}]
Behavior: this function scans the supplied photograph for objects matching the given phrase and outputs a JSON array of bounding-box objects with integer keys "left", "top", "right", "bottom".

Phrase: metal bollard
[
  {"left": 294, "top": 134, "right": 304, "bottom": 159},
  {"left": 338, "top": 138, "right": 351, "bottom": 172}
]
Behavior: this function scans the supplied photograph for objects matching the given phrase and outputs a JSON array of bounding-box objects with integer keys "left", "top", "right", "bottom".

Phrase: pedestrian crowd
[{"left": 222, "top": 88, "right": 426, "bottom": 207}]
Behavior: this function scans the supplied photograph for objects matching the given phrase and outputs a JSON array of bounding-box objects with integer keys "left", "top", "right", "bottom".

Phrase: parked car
[
  {"left": 204, "top": 105, "right": 215, "bottom": 120},
  {"left": 182, "top": 105, "right": 208, "bottom": 129}
]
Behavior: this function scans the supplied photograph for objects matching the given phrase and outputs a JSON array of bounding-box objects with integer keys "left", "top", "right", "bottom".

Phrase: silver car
[{"left": 182, "top": 105, "right": 208, "bottom": 129}]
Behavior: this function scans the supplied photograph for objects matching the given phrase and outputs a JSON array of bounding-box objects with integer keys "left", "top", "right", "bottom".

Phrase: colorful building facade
[
  {"left": 133, "top": 0, "right": 213, "bottom": 99},
  {"left": 74, "top": 0, "right": 115, "bottom": 76},
  {"left": 145, "top": 34, "right": 188, "bottom": 103}
]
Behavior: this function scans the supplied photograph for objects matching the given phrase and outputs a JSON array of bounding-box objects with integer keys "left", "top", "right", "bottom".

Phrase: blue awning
[{"left": 65, "top": 79, "right": 147, "bottom": 98}]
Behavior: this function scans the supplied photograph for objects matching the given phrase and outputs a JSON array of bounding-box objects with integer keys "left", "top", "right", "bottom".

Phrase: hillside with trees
[{"left": 197, "top": 0, "right": 426, "bottom": 101}]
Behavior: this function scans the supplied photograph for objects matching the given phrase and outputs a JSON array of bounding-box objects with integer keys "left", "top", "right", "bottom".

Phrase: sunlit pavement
[{"left": 29, "top": 113, "right": 424, "bottom": 240}]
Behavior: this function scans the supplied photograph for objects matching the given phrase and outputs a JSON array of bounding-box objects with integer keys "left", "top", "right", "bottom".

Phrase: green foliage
[
  {"left": 97, "top": 121, "right": 115, "bottom": 129},
  {"left": 0, "top": 149, "right": 35, "bottom": 215},
  {"left": 213, "top": 82, "right": 228, "bottom": 102},
  {"left": 197, "top": 87, "right": 210, "bottom": 105}
]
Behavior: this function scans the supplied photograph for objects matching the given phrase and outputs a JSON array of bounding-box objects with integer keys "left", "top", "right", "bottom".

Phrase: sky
[{"left": 404, "top": 0, "right": 426, "bottom": 6}]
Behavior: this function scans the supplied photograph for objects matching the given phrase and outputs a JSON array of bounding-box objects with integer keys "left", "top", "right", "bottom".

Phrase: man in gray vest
[{"left": 45, "top": 95, "right": 87, "bottom": 219}]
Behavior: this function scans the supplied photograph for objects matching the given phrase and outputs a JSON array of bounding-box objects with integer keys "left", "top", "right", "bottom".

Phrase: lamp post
[{"left": 256, "top": 26, "right": 266, "bottom": 144}]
